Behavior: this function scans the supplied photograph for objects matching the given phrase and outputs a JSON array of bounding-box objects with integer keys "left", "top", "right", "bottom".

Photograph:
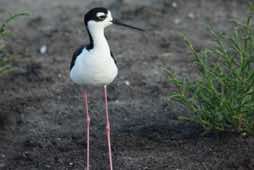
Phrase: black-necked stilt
[{"left": 69, "top": 7, "right": 144, "bottom": 170}]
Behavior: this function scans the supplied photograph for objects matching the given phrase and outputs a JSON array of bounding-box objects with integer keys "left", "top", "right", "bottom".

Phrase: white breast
[{"left": 70, "top": 48, "right": 118, "bottom": 86}]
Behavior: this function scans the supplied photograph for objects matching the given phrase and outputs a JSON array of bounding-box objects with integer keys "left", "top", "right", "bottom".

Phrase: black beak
[{"left": 112, "top": 19, "right": 144, "bottom": 32}]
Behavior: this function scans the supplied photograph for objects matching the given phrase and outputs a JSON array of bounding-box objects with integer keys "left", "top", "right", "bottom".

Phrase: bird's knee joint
[
  {"left": 86, "top": 116, "right": 91, "bottom": 123},
  {"left": 106, "top": 125, "right": 111, "bottom": 131}
]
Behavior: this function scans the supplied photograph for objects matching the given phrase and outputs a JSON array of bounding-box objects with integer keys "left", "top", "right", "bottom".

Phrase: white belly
[{"left": 70, "top": 51, "right": 118, "bottom": 86}]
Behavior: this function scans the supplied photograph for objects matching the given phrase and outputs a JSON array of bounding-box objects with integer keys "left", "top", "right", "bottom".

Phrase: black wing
[
  {"left": 70, "top": 45, "right": 85, "bottom": 70},
  {"left": 110, "top": 51, "right": 117, "bottom": 65}
]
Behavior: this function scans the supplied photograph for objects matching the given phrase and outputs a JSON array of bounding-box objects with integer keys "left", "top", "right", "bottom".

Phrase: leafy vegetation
[
  {"left": 0, "top": 12, "right": 29, "bottom": 75},
  {"left": 169, "top": 14, "right": 254, "bottom": 135}
]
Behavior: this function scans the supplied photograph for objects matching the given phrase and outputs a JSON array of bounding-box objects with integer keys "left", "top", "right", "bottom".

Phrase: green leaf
[{"left": 168, "top": 15, "right": 254, "bottom": 135}]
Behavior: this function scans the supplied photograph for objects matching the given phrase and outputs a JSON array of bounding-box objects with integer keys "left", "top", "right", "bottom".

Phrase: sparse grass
[
  {"left": 169, "top": 13, "right": 254, "bottom": 135},
  {"left": 0, "top": 12, "right": 29, "bottom": 75}
]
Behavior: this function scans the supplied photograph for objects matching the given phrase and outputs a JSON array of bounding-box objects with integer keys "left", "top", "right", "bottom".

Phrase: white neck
[{"left": 88, "top": 24, "right": 110, "bottom": 53}]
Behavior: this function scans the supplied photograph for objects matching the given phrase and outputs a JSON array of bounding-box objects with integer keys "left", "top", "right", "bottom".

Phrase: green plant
[
  {"left": 0, "top": 12, "right": 29, "bottom": 75},
  {"left": 169, "top": 15, "right": 254, "bottom": 135}
]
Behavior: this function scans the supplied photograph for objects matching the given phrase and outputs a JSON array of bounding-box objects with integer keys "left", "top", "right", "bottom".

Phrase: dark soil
[{"left": 0, "top": 0, "right": 254, "bottom": 169}]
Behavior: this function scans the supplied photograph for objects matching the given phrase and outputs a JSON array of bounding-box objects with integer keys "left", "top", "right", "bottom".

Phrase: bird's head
[{"left": 84, "top": 7, "right": 144, "bottom": 32}]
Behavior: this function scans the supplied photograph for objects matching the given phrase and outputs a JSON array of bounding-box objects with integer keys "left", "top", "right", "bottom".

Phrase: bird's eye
[{"left": 97, "top": 15, "right": 106, "bottom": 20}]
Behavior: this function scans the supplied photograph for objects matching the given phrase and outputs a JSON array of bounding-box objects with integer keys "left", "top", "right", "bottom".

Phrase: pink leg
[
  {"left": 82, "top": 90, "right": 90, "bottom": 170},
  {"left": 103, "top": 85, "right": 113, "bottom": 170}
]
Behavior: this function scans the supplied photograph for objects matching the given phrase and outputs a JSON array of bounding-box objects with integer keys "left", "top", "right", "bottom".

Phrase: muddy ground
[{"left": 0, "top": 0, "right": 254, "bottom": 169}]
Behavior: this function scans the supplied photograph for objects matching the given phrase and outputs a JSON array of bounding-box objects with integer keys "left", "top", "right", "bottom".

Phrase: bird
[{"left": 69, "top": 7, "right": 144, "bottom": 170}]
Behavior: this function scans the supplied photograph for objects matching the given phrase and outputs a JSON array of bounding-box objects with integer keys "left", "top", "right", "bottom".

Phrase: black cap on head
[{"left": 84, "top": 7, "right": 108, "bottom": 25}]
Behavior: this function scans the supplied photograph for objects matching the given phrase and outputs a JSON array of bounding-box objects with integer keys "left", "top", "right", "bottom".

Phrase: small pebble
[
  {"left": 0, "top": 154, "right": 6, "bottom": 158},
  {"left": 45, "top": 164, "right": 51, "bottom": 168},
  {"left": 172, "top": 2, "right": 177, "bottom": 8},
  {"left": 40, "top": 45, "right": 47, "bottom": 54},
  {"left": 0, "top": 163, "right": 5, "bottom": 168},
  {"left": 174, "top": 18, "right": 181, "bottom": 25},
  {"left": 188, "top": 12, "right": 195, "bottom": 19},
  {"left": 241, "top": 132, "right": 247, "bottom": 137},
  {"left": 124, "top": 80, "right": 130, "bottom": 86}
]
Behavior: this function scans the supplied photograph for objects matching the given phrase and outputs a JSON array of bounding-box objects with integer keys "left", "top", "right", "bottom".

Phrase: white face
[{"left": 87, "top": 10, "right": 113, "bottom": 31}]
